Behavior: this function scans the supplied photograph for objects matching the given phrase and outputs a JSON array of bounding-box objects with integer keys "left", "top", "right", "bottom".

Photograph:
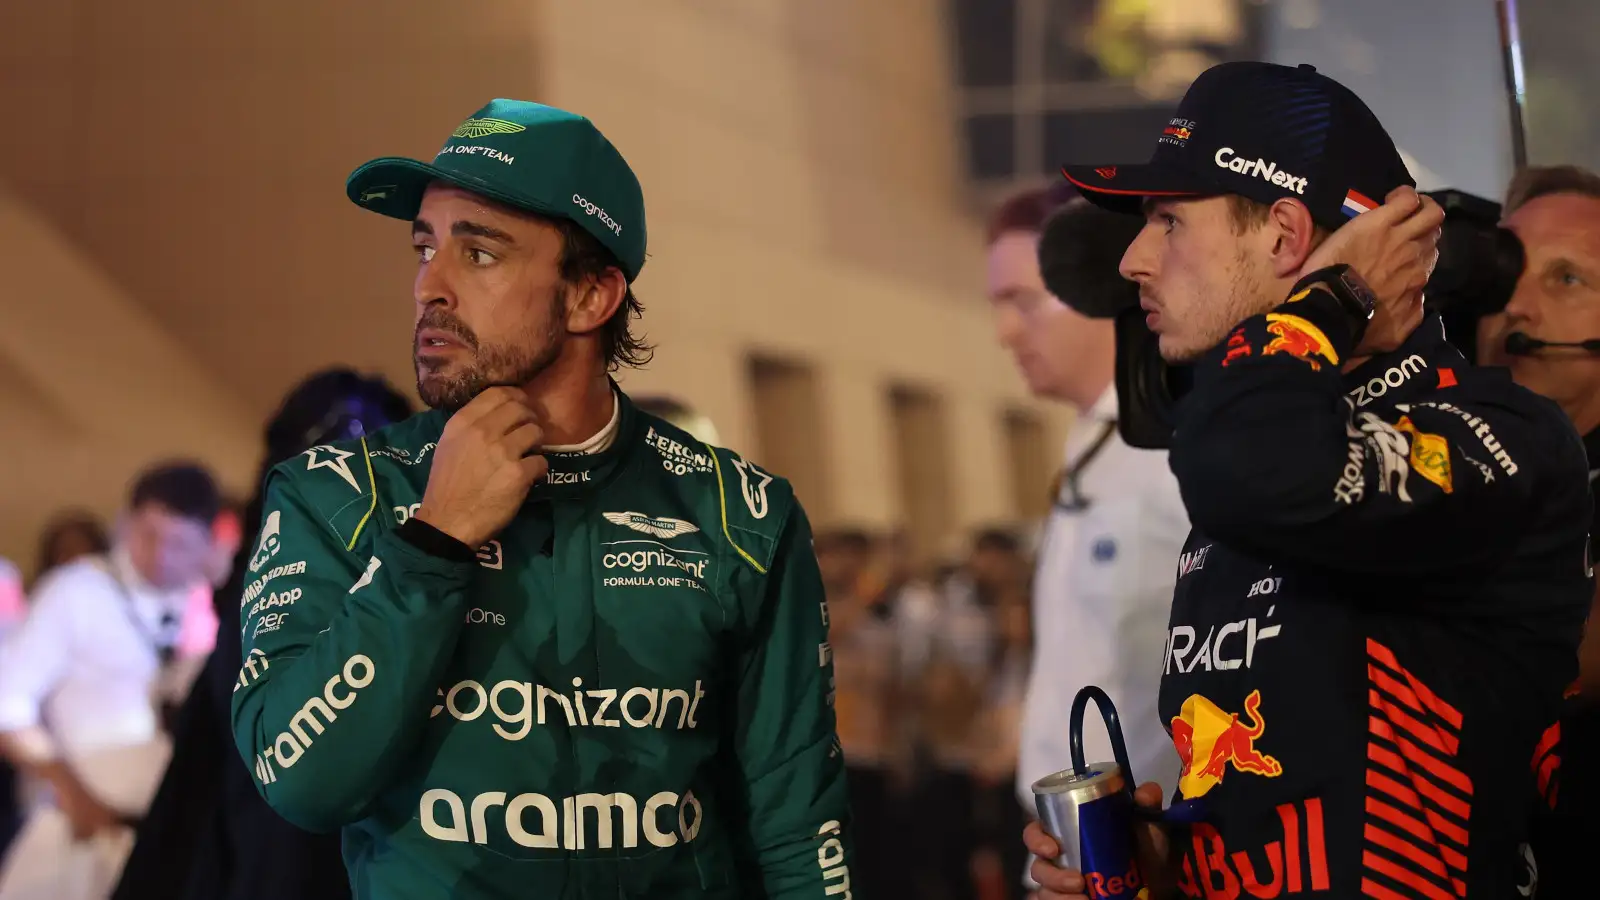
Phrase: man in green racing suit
[{"left": 231, "top": 99, "right": 855, "bottom": 899}]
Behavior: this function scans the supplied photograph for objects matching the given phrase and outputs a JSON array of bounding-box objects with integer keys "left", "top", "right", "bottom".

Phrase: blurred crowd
[
  {"left": 818, "top": 526, "right": 1034, "bottom": 900},
  {"left": 0, "top": 477, "right": 1047, "bottom": 900}
]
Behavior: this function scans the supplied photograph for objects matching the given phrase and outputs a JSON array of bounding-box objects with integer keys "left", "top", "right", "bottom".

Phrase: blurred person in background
[
  {"left": 950, "top": 530, "right": 1034, "bottom": 900},
  {"left": 30, "top": 513, "right": 110, "bottom": 591},
  {"left": 232, "top": 99, "right": 850, "bottom": 899},
  {"left": 112, "top": 368, "right": 412, "bottom": 900},
  {"left": 0, "top": 463, "right": 221, "bottom": 900},
  {"left": 815, "top": 527, "right": 901, "bottom": 900},
  {"left": 895, "top": 529, "right": 1031, "bottom": 900},
  {"left": 0, "top": 561, "right": 20, "bottom": 860},
  {"left": 985, "top": 186, "right": 1189, "bottom": 819},
  {"left": 1477, "top": 164, "right": 1600, "bottom": 899}
]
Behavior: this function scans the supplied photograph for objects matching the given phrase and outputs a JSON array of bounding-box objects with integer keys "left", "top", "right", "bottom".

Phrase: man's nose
[
  {"left": 414, "top": 256, "right": 457, "bottom": 310},
  {"left": 1500, "top": 275, "right": 1541, "bottom": 327},
  {"left": 1120, "top": 226, "right": 1155, "bottom": 283}
]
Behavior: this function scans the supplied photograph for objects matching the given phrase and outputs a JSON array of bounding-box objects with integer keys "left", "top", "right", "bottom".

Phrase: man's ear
[
  {"left": 565, "top": 268, "right": 628, "bottom": 336},
  {"left": 1266, "top": 198, "right": 1320, "bottom": 279}
]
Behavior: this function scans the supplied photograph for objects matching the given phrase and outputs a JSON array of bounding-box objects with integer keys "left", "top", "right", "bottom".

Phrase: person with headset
[{"left": 1477, "top": 163, "right": 1600, "bottom": 899}]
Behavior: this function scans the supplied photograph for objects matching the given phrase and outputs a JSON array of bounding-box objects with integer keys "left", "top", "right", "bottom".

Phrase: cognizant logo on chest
[
  {"left": 432, "top": 677, "right": 706, "bottom": 738},
  {"left": 600, "top": 540, "right": 710, "bottom": 592}
]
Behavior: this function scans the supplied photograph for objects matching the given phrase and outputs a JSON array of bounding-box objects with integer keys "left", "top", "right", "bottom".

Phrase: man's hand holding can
[{"left": 1024, "top": 782, "right": 1170, "bottom": 900}]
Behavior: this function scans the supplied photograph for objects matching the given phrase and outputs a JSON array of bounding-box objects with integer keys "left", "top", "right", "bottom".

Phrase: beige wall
[{"left": 0, "top": 0, "right": 1069, "bottom": 572}]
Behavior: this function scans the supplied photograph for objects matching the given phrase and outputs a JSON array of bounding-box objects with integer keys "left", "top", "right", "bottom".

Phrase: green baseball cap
[{"left": 346, "top": 99, "right": 647, "bottom": 281}]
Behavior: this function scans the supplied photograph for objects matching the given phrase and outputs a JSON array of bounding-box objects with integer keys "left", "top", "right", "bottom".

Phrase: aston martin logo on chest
[{"left": 603, "top": 511, "right": 701, "bottom": 539}]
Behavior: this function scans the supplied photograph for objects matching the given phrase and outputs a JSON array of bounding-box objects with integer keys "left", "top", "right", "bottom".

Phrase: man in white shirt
[
  {"left": 0, "top": 463, "right": 221, "bottom": 900},
  {"left": 986, "top": 187, "right": 1190, "bottom": 811}
]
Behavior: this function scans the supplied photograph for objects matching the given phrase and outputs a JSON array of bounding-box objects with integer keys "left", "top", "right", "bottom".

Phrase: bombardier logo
[
  {"left": 1214, "top": 147, "right": 1308, "bottom": 195},
  {"left": 241, "top": 560, "right": 308, "bottom": 608}
]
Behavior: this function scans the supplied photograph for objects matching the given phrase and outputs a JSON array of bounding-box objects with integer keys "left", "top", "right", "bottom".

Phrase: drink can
[{"left": 1032, "top": 762, "right": 1145, "bottom": 899}]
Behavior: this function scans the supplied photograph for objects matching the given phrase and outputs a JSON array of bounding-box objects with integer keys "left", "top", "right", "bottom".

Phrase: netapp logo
[
  {"left": 1214, "top": 148, "right": 1307, "bottom": 195},
  {"left": 573, "top": 194, "right": 622, "bottom": 236}
]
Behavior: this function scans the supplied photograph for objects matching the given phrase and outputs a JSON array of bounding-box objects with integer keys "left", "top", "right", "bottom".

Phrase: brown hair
[
  {"left": 551, "top": 218, "right": 655, "bottom": 372},
  {"left": 1225, "top": 194, "right": 1272, "bottom": 234},
  {"left": 986, "top": 183, "right": 1078, "bottom": 244},
  {"left": 1504, "top": 164, "right": 1600, "bottom": 215},
  {"left": 1225, "top": 194, "right": 1333, "bottom": 247}
]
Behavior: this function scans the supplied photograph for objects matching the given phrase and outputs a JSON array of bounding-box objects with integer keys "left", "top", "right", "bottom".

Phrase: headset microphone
[{"left": 1503, "top": 332, "right": 1600, "bottom": 356}]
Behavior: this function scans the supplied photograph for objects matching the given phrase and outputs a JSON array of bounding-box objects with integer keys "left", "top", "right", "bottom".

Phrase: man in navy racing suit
[{"left": 1024, "top": 61, "right": 1592, "bottom": 899}]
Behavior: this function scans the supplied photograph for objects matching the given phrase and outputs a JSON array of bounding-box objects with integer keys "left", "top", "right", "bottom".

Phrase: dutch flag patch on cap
[{"left": 1341, "top": 189, "right": 1377, "bottom": 219}]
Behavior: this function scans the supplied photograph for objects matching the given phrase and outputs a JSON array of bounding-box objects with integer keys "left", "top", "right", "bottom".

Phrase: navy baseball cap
[
  {"left": 1062, "top": 62, "right": 1414, "bottom": 230},
  {"left": 347, "top": 100, "right": 647, "bottom": 281}
]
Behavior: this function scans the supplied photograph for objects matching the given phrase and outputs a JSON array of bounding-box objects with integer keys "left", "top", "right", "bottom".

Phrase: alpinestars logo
[
  {"left": 348, "top": 556, "right": 381, "bottom": 594},
  {"left": 731, "top": 457, "right": 773, "bottom": 519},
  {"left": 249, "top": 510, "right": 282, "bottom": 573},
  {"left": 304, "top": 445, "right": 361, "bottom": 492},
  {"left": 603, "top": 512, "right": 699, "bottom": 539}
]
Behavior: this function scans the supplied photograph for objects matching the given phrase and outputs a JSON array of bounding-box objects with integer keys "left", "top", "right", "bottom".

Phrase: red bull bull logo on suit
[
  {"left": 1262, "top": 314, "right": 1339, "bottom": 371},
  {"left": 1170, "top": 690, "right": 1282, "bottom": 799}
]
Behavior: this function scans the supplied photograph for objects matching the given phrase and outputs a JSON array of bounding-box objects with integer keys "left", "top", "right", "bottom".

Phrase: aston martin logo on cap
[{"left": 450, "top": 117, "right": 528, "bottom": 140}]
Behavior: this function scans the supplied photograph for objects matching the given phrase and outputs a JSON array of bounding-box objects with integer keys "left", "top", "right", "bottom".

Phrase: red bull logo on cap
[
  {"left": 1262, "top": 313, "right": 1339, "bottom": 371},
  {"left": 1170, "top": 690, "right": 1282, "bottom": 800}
]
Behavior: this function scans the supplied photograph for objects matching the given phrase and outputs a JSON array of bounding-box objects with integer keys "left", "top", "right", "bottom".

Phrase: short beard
[{"left": 415, "top": 288, "right": 567, "bottom": 412}]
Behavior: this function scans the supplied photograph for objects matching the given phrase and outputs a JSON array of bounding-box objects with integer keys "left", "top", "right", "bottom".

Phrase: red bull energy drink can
[{"left": 1030, "top": 686, "right": 1147, "bottom": 899}]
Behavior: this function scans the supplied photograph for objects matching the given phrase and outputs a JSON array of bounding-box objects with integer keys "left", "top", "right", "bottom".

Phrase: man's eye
[
  {"left": 1159, "top": 213, "right": 1178, "bottom": 232},
  {"left": 415, "top": 245, "right": 435, "bottom": 263},
  {"left": 1561, "top": 271, "right": 1585, "bottom": 288},
  {"left": 468, "top": 248, "right": 496, "bottom": 266}
]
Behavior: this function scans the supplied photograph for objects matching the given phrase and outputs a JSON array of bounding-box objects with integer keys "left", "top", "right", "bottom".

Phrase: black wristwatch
[{"left": 1296, "top": 264, "right": 1376, "bottom": 348}]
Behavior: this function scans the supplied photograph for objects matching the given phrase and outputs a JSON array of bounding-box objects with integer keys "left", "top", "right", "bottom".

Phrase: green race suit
[{"left": 230, "top": 391, "right": 855, "bottom": 899}]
